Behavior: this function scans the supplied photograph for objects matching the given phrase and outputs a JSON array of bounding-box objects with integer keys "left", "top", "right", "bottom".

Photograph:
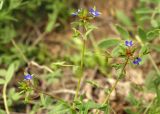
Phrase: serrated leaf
[
  {"left": 98, "top": 38, "right": 120, "bottom": 49},
  {"left": 116, "top": 25, "right": 130, "bottom": 39},
  {"left": 5, "top": 63, "right": 15, "bottom": 84}
]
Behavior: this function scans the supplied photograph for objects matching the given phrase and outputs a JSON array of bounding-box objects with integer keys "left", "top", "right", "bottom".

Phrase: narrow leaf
[
  {"left": 5, "top": 63, "right": 15, "bottom": 83},
  {"left": 0, "top": 79, "right": 5, "bottom": 85},
  {"left": 98, "top": 38, "right": 120, "bottom": 49},
  {"left": 116, "top": 25, "right": 130, "bottom": 39},
  {"left": 138, "top": 27, "right": 147, "bottom": 42}
]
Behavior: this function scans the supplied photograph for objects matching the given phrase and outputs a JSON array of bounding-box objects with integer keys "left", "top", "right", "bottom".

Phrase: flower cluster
[
  {"left": 72, "top": 8, "right": 101, "bottom": 17},
  {"left": 133, "top": 57, "right": 142, "bottom": 65},
  {"left": 24, "top": 73, "right": 32, "bottom": 80},
  {"left": 125, "top": 40, "right": 142, "bottom": 65},
  {"left": 125, "top": 40, "right": 133, "bottom": 47},
  {"left": 89, "top": 8, "right": 101, "bottom": 17}
]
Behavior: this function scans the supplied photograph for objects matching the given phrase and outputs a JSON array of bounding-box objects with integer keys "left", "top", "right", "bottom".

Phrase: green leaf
[
  {"left": 9, "top": 88, "right": 21, "bottom": 101},
  {"left": 98, "top": 38, "right": 120, "bottom": 49},
  {"left": 48, "top": 102, "right": 72, "bottom": 114},
  {"left": 138, "top": 27, "right": 147, "bottom": 42},
  {"left": 150, "top": 45, "right": 160, "bottom": 52},
  {"left": 0, "top": 69, "right": 6, "bottom": 77},
  {"left": 0, "top": 79, "right": 5, "bottom": 85},
  {"left": 40, "top": 94, "right": 46, "bottom": 106},
  {"left": 135, "top": 8, "right": 153, "bottom": 14},
  {"left": 51, "top": 61, "right": 66, "bottom": 66},
  {"left": 0, "top": 109, "right": 5, "bottom": 114},
  {"left": 116, "top": 10, "right": 132, "bottom": 26},
  {"left": 151, "top": 19, "right": 158, "bottom": 28},
  {"left": 139, "top": 44, "right": 149, "bottom": 56},
  {"left": 0, "top": 0, "right": 4, "bottom": 10},
  {"left": 45, "top": 12, "right": 58, "bottom": 33},
  {"left": 5, "top": 63, "right": 15, "bottom": 84},
  {"left": 84, "top": 24, "right": 97, "bottom": 38},
  {"left": 126, "top": 93, "right": 141, "bottom": 106},
  {"left": 147, "top": 29, "right": 160, "bottom": 41},
  {"left": 86, "top": 80, "right": 99, "bottom": 88},
  {"left": 76, "top": 100, "right": 108, "bottom": 113},
  {"left": 9, "top": 0, "right": 23, "bottom": 10},
  {"left": 116, "top": 25, "right": 130, "bottom": 40}
]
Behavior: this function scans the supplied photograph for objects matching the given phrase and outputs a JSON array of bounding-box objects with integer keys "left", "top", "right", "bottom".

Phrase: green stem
[
  {"left": 96, "top": 57, "right": 129, "bottom": 114},
  {"left": 3, "top": 84, "right": 10, "bottom": 114},
  {"left": 74, "top": 39, "right": 86, "bottom": 101},
  {"left": 11, "top": 39, "right": 28, "bottom": 63},
  {"left": 143, "top": 98, "right": 155, "bottom": 114},
  {"left": 33, "top": 87, "right": 76, "bottom": 112}
]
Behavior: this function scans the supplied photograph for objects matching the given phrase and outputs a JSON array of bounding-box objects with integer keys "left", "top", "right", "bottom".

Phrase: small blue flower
[
  {"left": 24, "top": 74, "right": 32, "bottom": 80},
  {"left": 72, "top": 9, "right": 81, "bottom": 16},
  {"left": 89, "top": 8, "right": 100, "bottom": 17},
  {"left": 133, "top": 57, "right": 142, "bottom": 65},
  {"left": 125, "top": 40, "right": 133, "bottom": 47}
]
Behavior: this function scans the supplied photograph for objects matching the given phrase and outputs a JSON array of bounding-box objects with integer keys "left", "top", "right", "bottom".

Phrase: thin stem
[
  {"left": 3, "top": 84, "right": 10, "bottom": 114},
  {"left": 33, "top": 88, "right": 76, "bottom": 112},
  {"left": 74, "top": 39, "right": 86, "bottom": 101},
  {"left": 11, "top": 39, "right": 28, "bottom": 63},
  {"left": 143, "top": 98, "right": 155, "bottom": 114},
  {"left": 33, "top": 88, "right": 63, "bottom": 102},
  {"left": 96, "top": 57, "right": 129, "bottom": 114}
]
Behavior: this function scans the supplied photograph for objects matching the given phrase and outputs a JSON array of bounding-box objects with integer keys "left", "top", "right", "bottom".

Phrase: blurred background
[{"left": 0, "top": 0, "right": 160, "bottom": 114}]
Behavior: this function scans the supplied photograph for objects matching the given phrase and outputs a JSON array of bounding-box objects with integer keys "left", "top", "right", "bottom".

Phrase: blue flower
[
  {"left": 125, "top": 40, "right": 133, "bottom": 47},
  {"left": 24, "top": 74, "right": 32, "bottom": 80},
  {"left": 133, "top": 57, "right": 142, "bottom": 65},
  {"left": 89, "top": 8, "right": 100, "bottom": 17},
  {"left": 72, "top": 9, "right": 81, "bottom": 16}
]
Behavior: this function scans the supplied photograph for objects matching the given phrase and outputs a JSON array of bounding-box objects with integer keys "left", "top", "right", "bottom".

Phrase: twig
[
  {"left": 29, "top": 61, "right": 53, "bottom": 73},
  {"left": 32, "top": 32, "right": 47, "bottom": 47},
  {"left": 51, "top": 89, "right": 76, "bottom": 95}
]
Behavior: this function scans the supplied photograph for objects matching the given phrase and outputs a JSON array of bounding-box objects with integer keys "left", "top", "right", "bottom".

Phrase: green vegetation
[{"left": 0, "top": 0, "right": 160, "bottom": 114}]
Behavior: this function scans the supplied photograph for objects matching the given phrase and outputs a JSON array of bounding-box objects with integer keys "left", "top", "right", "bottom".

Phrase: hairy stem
[
  {"left": 3, "top": 84, "right": 10, "bottom": 114},
  {"left": 74, "top": 39, "right": 86, "bottom": 101},
  {"left": 96, "top": 57, "right": 129, "bottom": 114}
]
